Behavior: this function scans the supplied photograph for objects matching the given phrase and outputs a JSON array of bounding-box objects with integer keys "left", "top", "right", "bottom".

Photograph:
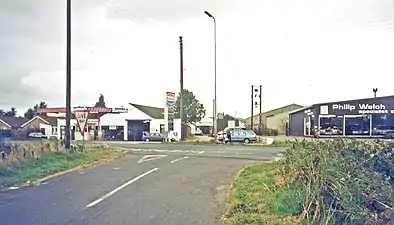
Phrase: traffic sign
[{"left": 74, "top": 111, "right": 90, "bottom": 136}]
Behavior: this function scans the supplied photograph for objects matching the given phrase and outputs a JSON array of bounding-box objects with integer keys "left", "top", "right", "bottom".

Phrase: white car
[{"left": 28, "top": 132, "right": 47, "bottom": 139}]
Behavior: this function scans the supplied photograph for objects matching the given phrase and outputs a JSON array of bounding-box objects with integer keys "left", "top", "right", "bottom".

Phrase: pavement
[{"left": 0, "top": 143, "right": 286, "bottom": 225}]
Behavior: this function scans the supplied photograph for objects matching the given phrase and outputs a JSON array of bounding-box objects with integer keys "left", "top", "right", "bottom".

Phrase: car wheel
[
  {"left": 244, "top": 138, "right": 250, "bottom": 144},
  {"left": 145, "top": 138, "right": 150, "bottom": 142}
]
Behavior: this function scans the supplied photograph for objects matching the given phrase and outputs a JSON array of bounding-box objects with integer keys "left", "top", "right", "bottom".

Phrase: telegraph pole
[
  {"left": 259, "top": 85, "right": 263, "bottom": 134},
  {"left": 179, "top": 36, "right": 184, "bottom": 140},
  {"left": 250, "top": 85, "right": 254, "bottom": 130},
  {"left": 65, "top": 0, "right": 72, "bottom": 149}
]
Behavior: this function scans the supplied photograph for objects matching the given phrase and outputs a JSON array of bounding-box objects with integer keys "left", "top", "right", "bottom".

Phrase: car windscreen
[{"left": 246, "top": 130, "right": 256, "bottom": 135}]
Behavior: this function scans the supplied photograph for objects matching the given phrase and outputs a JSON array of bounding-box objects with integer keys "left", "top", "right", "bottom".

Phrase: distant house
[{"left": 0, "top": 117, "right": 29, "bottom": 130}]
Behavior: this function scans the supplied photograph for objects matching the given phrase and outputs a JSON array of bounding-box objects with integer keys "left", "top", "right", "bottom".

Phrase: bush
[{"left": 278, "top": 139, "right": 394, "bottom": 225}]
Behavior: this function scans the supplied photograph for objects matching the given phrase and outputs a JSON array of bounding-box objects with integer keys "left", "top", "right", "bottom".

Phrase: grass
[
  {"left": 0, "top": 147, "right": 121, "bottom": 188},
  {"left": 225, "top": 162, "right": 300, "bottom": 225}
]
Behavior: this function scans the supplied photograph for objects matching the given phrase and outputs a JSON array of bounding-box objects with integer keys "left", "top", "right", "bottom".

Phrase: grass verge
[
  {"left": 224, "top": 162, "right": 300, "bottom": 225},
  {"left": 0, "top": 147, "right": 123, "bottom": 188}
]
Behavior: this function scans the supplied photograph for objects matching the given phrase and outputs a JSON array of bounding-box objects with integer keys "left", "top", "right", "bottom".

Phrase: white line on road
[
  {"left": 137, "top": 155, "right": 167, "bottom": 164},
  {"left": 170, "top": 156, "right": 189, "bottom": 164},
  {"left": 86, "top": 168, "right": 159, "bottom": 208}
]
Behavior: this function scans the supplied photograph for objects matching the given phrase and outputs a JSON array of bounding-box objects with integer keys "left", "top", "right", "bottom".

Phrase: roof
[
  {"left": 129, "top": 103, "right": 164, "bottom": 119},
  {"left": 21, "top": 115, "right": 58, "bottom": 127},
  {"left": 246, "top": 104, "right": 304, "bottom": 119},
  {"left": 0, "top": 117, "right": 29, "bottom": 128}
]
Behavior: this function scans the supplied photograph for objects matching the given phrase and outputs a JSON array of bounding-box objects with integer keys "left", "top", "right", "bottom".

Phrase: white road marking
[
  {"left": 137, "top": 155, "right": 167, "bottom": 164},
  {"left": 86, "top": 168, "right": 159, "bottom": 208},
  {"left": 128, "top": 148, "right": 204, "bottom": 155},
  {"left": 113, "top": 167, "right": 121, "bottom": 170},
  {"left": 170, "top": 156, "right": 189, "bottom": 164}
]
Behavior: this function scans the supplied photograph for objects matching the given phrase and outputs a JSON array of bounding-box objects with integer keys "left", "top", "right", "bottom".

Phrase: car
[
  {"left": 220, "top": 129, "right": 257, "bottom": 144},
  {"left": 28, "top": 132, "right": 47, "bottom": 139},
  {"left": 142, "top": 132, "right": 164, "bottom": 142}
]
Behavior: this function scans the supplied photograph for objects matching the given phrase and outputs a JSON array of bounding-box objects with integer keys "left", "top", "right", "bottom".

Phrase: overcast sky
[{"left": 1, "top": 0, "right": 394, "bottom": 118}]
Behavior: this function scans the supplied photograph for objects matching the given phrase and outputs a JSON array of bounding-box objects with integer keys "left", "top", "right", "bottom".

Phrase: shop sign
[
  {"left": 331, "top": 103, "right": 394, "bottom": 114},
  {"left": 112, "top": 108, "right": 128, "bottom": 113}
]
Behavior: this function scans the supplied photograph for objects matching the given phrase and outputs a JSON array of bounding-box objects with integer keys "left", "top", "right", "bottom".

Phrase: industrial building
[{"left": 288, "top": 95, "right": 394, "bottom": 137}]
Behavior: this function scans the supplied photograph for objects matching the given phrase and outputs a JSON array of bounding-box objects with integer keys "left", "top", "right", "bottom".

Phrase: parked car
[
  {"left": 142, "top": 132, "right": 164, "bottom": 142},
  {"left": 28, "top": 132, "right": 47, "bottom": 139},
  {"left": 219, "top": 129, "right": 257, "bottom": 144}
]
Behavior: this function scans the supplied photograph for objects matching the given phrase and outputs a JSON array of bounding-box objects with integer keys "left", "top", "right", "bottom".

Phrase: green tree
[
  {"left": 94, "top": 94, "right": 106, "bottom": 107},
  {"left": 33, "top": 101, "right": 48, "bottom": 112},
  {"left": 4, "top": 107, "right": 17, "bottom": 117},
  {"left": 24, "top": 108, "right": 36, "bottom": 119},
  {"left": 24, "top": 101, "right": 48, "bottom": 119},
  {"left": 174, "top": 89, "right": 206, "bottom": 125}
]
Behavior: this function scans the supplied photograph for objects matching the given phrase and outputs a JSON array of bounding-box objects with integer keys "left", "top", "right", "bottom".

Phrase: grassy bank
[
  {"left": 0, "top": 140, "right": 123, "bottom": 188},
  {"left": 225, "top": 139, "right": 394, "bottom": 225},
  {"left": 225, "top": 162, "right": 300, "bottom": 225}
]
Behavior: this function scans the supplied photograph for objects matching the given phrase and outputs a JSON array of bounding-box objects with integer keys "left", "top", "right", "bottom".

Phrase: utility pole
[
  {"left": 179, "top": 36, "right": 184, "bottom": 140},
  {"left": 250, "top": 85, "right": 254, "bottom": 131},
  {"left": 259, "top": 85, "right": 263, "bottom": 134},
  {"left": 65, "top": 0, "right": 72, "bottom": 149}
]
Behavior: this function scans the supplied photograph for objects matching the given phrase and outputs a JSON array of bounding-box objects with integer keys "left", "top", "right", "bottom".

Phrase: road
[{"left": 0, "top": 143, "right": 285, "bottom": 225}]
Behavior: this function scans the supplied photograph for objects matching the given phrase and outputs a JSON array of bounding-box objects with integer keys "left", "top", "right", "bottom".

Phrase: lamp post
[
  {"left": 204, "top": 11, "right": 217, "bottom": 143},
  {"left": 373, "top": 88, "right": 378, "bottom": 98},
  {"left": 65, "top": 0, "right": 72, "bottom": 149}
]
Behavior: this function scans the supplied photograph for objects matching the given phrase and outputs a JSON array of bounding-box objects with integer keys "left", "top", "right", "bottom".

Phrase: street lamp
[{"left": 204, "top": 11, "right": 217, "bottom": 143}]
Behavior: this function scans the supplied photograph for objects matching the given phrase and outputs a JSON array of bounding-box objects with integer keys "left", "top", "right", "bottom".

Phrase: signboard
[
  {"left": 325, "top": 96, "right": 394, "bottom": 115},
  {"left": 166, "top": 92, "right": 176, "bottom": 108},
  {"left": 112, "top": 108, "right": 128, "bottom": 113},
  {"left": 74, "top": 111, "right": 90, "bottom": 136}
]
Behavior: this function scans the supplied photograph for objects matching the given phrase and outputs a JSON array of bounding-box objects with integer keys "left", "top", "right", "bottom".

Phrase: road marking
[
  {"left": 128, "top": 148, "right": 204, "bottom": 155},
  {"left": 171, "top": 156, "right": 189, "bottom": 164},
  {"left": 137, "top": 155, "right": 167, "bottom": 164},
  {"left": 86, "top": 168, "right": 159, "bottom": 208}
]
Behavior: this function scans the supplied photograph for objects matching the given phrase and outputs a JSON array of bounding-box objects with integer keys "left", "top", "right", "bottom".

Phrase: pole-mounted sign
[{"left": 74, "top": 110, "right": 90, "bottom": 136}]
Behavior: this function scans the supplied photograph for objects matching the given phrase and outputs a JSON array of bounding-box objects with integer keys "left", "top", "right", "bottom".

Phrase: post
[
  {"left": 251, "top": 85, "right": 254, "bottom": 131},
  {"left": 179, "top": 36, "right": 184, "bottom": 141},
  {"left": 259, "top": 85, "right": 262, "bottom": 134},
  {"left": 204, "top": 11, "right": 218, "bottom": 143},
  {"left": 65, "top": 0, "right": 72, "bottom": 149}
]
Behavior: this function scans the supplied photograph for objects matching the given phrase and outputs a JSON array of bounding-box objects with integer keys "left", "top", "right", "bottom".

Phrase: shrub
[{"left": 278, "top": 139, "right": 393, "bottom": 225}]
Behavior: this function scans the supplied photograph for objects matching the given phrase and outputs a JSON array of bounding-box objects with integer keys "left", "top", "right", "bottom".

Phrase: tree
[
  {"left": 24, "top": 101, "right": 48, "bottom": 119},
  {"left": 24, "top": 108, "right": 36, "bottom": 119},
  {"left": 4, "top": 107, "right": 17, "bottom": 117},
  {"left": 174, "top": 89, "right": 206, "bottom": 125},
  {"left": 0, "top": 109, "right": 4, "bottom": 117},
  {"left": 33, "top": 101, "right": 48, "bottom": 112},
  {"left": 94, "top": 94, "right": 106, "bottom": 108}
]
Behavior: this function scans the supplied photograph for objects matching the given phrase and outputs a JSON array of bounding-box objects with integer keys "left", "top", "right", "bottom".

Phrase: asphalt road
[{"left": 0, "top": 143, "right": 285, "bottom": 225}]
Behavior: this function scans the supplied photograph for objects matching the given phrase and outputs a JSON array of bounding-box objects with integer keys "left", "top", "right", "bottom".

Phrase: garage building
[{"left": 288, "top": 95, "right": 394, "bottom": 137}]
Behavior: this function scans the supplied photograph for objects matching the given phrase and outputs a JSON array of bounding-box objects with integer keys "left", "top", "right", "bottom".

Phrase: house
[
  {"left": 0, "top": 117, "right": 29, "bottom": 130},
  {"left": 246, "top": 104, "right": 304, "bottom": 134},
  {"left": 21, "top": 115, "right": 58, "bottom": 137}
]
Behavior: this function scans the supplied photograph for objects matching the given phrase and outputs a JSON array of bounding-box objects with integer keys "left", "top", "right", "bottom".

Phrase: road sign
[{"left": 74, "top": 111, "right": 90, "bottom": 136}]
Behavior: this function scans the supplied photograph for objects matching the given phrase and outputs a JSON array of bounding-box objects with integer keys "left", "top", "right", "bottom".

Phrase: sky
[{"left": 1, "top": 0, "right": 394, "bottom": 118}]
